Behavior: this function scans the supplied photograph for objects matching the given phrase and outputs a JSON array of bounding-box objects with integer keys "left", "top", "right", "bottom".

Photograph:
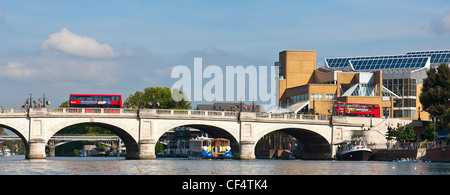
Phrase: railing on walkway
[
  {"left": 0, "top": 134, "right": 120, "bottom": 141},
  {"left": 376, "top": 139, "right": 450, "bottom": 150},
  {"left": 0, "top": 107, "right": 331, "bottom": 122}
]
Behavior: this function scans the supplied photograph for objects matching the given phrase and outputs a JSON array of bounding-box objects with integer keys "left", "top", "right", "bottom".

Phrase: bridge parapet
[
  {"left": 0, "top": 108, "right": 334, "bottom": 123},
  {"left": 0, "top": 108, "right": 28, "bottom": 117},
  {"left": 139, "top": 109, "right": 238, "bottom": 120}
]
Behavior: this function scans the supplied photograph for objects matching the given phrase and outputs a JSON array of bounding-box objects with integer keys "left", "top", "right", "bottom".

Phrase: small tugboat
[
  {"left": 335, "top": 137, "right": 372, "bottom": 161},
  {"left": 188, "top": 136, "right": 233, "bottom": 159}
]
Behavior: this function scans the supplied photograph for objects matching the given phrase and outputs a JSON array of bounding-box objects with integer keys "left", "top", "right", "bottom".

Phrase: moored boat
[
  {"left": 335, "top": 138, "right": 372, "bottom": 161},
  {"left": 188, "top": 136, "right": 233, "bottom": 159}
]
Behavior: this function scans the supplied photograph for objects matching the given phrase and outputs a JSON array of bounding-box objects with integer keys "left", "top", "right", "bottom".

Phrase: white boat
[
  {"left": 2, "top": 148, "right": 11, "bottom": 156},
  {"left": 335, "top": 138, "right": 372, "bottom": 161}
]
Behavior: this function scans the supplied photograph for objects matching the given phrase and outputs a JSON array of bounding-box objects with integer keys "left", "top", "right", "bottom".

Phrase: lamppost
[
  {"left": 29, "top": 93, "right": 32, "bottom": 108},
  {"left": 43, "top": 93, "right": 46, "bottom": 108},
  {"left": 431, "top": 116, "right": 440, "bottom": 142},
  {"left": 239, "top": 98, "right": 242, "bottom": 113},
  {"left": 252, "top": 98, "right": 255, "bottom": 112}
]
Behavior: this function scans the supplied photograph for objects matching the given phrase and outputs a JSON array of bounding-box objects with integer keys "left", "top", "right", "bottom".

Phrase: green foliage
[
  {"left": 0, "top": 126, "right": 26, "bottom": 154},
  {"left": 441, "top": 108, "right": 450, "bottom": 130},
  {"left": 420, "top": 63, "right": 450, "bottom": 129},
  {"left": 389, "top": 124, "right": 416, "bottom": 142},
  {"left": 155, "top": 142, "right": 164, "bottom": 154},
  {"left": 385, "top": 126, "right": 396, "bottom": 141},
  {"left": 59, "top": 100, "right": 69, "bottom": 108},
  {"left": 125, "top": 86, "right": 191, "bottom": 109},
  {"left": 424, "top": 123, "right": 438, "bottom": 141}
]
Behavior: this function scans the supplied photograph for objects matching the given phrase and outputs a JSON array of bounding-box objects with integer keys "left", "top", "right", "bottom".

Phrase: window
[
  {"left": 311, "top": 94, "right": 323, "bottom": 100},
  {"left": 301, "top": 94, "right": 308, "bottom": 101},
  {"left": 326, "top": 94, "right": 336, "bottom": 100}
]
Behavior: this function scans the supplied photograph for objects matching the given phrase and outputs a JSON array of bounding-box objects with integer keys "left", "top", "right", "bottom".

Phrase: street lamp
[
  {"left": 29, "top": 93, "right": 32, "bottom": 108},
  {"left": 252, "top": 98, "right": 255, "bottom": 112},
  {"left": 43, "top": 93, "right": 46, "bottom": 108},
  {"left": 431, "top": 116, "right": 440, "bottom": 141}
]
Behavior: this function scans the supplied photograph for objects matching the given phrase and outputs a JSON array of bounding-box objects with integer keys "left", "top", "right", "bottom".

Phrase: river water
[{"left": 0, "top": 155, "right": 449, "bottom": 175}]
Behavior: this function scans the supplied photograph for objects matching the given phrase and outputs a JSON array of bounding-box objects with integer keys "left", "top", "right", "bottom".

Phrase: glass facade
[
  {"left": 383, "top": 78, "right": 417, "bottom": 118},
  {"left": 289, "top": 94, "right": 308, "bottom": 104},
  {"left": 382, "top": 78, "right": 416, "bottom": 97}
]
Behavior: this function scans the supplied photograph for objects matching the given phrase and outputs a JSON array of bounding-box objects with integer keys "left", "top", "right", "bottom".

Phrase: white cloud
[
  {"left": 0, "top": 62, "right": 37, "bottom": 80},
  {"left": 431, "top": 13, "right": 450, "bottom": 34},
  {"left": 40, "top": 28, "right": 118, "bottom": 58}
]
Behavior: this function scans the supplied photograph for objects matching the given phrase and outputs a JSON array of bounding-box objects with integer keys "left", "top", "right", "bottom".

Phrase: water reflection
[{"left": 0, "top": 155, "right": 449, "bottom": 175}]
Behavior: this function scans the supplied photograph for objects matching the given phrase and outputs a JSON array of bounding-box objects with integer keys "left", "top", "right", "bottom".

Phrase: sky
[{"left": 1, "top": 0, "right": 450, "bottom": 108}]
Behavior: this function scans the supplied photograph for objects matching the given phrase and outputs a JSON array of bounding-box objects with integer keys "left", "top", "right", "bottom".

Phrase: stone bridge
[{"left": 0, "top": 107, "right": 413, "bottom": 160}]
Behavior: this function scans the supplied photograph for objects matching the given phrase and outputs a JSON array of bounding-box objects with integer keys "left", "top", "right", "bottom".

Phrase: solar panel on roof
[
  {"left": 348, "top": 57, "right": 429, "bottom": 71},
  {"left": 326, "top": 49, "right": 450, "bottom": 71},
  {"left": 405, "top": 50, "right": 450, "bottom": 55}
]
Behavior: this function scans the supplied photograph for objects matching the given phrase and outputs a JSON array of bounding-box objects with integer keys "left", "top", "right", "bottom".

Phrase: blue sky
[{"left": 1, "top": 0, "right": 450, "bottom": 108}]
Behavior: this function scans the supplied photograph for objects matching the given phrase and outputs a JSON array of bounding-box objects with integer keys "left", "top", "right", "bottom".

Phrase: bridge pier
[
  {"left": 138, "top": 139, "right": 156, "bottom": 160},
  {"left": 26, "top": 139, "right": 47, "bottom": 159},
  {"left": 48, "top": 141, "right": 55, "bottom": 157},
  {"left": 239, "top": 141, "right": 256, "bottom": 160}
]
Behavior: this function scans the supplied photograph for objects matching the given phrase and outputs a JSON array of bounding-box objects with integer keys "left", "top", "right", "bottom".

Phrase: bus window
[
  {"left": 360, "top": 104, "right": 368, "bottom": 108},
  {"left": 339, "top": 103, "right": 345, "bottom": 107},
  {"left": 373, "top": 105, "right": 379, "bottom": 109},
  {"left": 346, "top": 104, "right": 352, "bottom": 108},
  {"left": 352, "top": 104, "right": 359, "bottom": 108},
  {"left": 367, "top": 105, "right": 373, "bottom": 109}
]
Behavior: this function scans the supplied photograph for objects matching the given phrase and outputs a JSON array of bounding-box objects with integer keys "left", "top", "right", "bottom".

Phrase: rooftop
[{"left": 325, "top": 49, "right": 450, "bottom": 72}]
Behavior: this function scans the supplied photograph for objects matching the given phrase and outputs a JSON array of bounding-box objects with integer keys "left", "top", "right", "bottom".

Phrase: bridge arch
[
  {"left": 45, "top": 119, "right": 139, "bottom": 159},
  {"left": 253, "top": 124, "right": 332, "bottom": 160},
  {"left": 0, "top": 124, "right": 29, "bottom": 157},
  {"left": 153, "top": 120, "right": 240, "bottom": 158}
]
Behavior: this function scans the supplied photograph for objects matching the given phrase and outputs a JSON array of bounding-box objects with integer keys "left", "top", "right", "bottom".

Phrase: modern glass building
[
  {"left": 276, "top": 49, "right": 449, "bottom": 120},
  {"left": 324, "top": 49, "right": 450, "bottom": 119}
]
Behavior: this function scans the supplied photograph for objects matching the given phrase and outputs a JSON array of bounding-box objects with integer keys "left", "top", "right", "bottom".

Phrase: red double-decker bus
[
  {"left": 332, "top": 102, "right": 380, "bottom": 118},
  {"left": 69, "top": 94, "right": 122, "bottom": 108}
]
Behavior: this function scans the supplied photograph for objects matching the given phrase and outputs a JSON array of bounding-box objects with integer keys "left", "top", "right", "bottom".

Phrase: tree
[
  {"left": 420, "top": 63, "right": 450, "bottom": 129},
  {"left": 385, "top": 126, "right": 396, "bottom": 141},
  {"left": 442, "top": 108, "right": 450, "bottom": 130},
  {"left": 59, "top": 101, "right": 69, "bottom": 108},
  {"left": 424, "top": 122, "right": 438, "bottom": 141},
  {"left": 124, "top": 87, "right": 191, "bottom": 109},
  {"left": 391, "top": 124, "right": 416, "bottom": 142}
]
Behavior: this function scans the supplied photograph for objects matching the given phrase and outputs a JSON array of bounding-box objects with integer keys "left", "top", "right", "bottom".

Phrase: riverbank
[{"left": 371, "top": 146, "right": 450, "bottom": 162}]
